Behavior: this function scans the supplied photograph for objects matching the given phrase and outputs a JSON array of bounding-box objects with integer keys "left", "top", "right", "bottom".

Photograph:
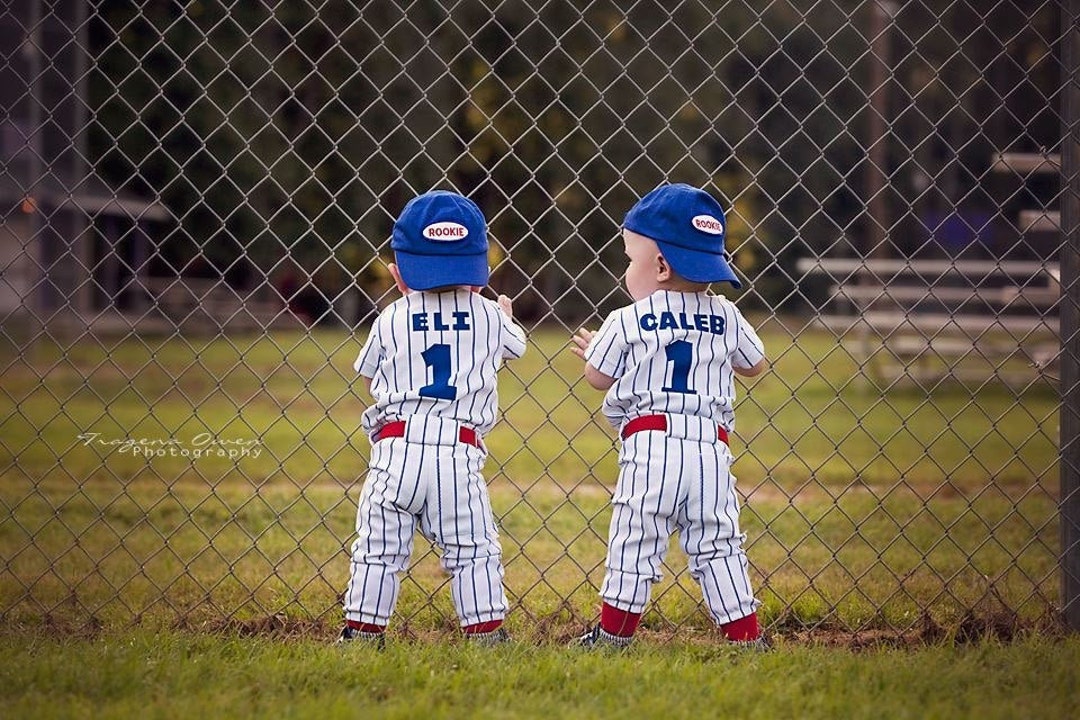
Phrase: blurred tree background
[{"left": 87, "top": 0, "right": 1064, "bottom": 326}]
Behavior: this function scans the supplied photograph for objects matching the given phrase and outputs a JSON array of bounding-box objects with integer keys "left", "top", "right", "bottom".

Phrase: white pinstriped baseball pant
[
  {"left": 600, "top": 414, "right": 759, "bottom": 625},
  {"left": 343, "top": 417, "right": 507, "bottom": 628}
]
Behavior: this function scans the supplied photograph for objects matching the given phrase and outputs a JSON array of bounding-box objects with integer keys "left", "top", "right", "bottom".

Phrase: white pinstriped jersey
[
  {"left": 354, "top": 289, "right": 527, "bottom": 435},
  {"left": 584, "top": 290, "right": 765, "bottom": 431}
]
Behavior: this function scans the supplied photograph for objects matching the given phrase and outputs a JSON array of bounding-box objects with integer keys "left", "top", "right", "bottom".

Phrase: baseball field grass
[
  {"left": 3, "top": 629, "right": 1078, "bottom": 719},
  {"left": 0, "top": 320, "right": 1071, "bottom": 717}
]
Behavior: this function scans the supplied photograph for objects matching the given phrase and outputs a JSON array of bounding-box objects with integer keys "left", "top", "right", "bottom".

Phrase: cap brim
[
  {"left": 657, "top": 241, "right": 742, "bottom": 288},
  {"left": 395, "top": 250, "right": 489, "bottom": 291}
]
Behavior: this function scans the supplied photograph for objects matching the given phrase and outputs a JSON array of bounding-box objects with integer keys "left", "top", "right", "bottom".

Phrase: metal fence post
[{"left": 1062, "top": 0, "right": 1080, "bottom": 632}]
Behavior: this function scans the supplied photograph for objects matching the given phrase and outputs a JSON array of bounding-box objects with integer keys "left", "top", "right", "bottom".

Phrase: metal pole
[
  {"left": 74, "top": 0, "right": 92, "bottom": 318},
  {"left": 25, "top": 0, "right": 45, "bottom": 325},
  {"left": 1061, "top": 0, "right": 1080, "bottom": 632},
  {"left": 865, "top": 1, "right": 891, "bottom": 258}
]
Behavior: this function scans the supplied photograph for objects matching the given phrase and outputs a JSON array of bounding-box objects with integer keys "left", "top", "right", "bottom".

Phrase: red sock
[
  {"left": 600, "top": 602, "right": 641, "bottom": 637},
  {"left": 721, "top": 612, "right": 760, "bottom": 641},
  {"left": 463, "top": 619, "right": 503, "bottom": 635},
  {"left": 346, "top": 620, "right": 385, "bottom": 634}
]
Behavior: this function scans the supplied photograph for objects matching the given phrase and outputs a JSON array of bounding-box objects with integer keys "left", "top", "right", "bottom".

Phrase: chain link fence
[{"left": 1, "top": 0, "right": 1076, "bottom": 641}]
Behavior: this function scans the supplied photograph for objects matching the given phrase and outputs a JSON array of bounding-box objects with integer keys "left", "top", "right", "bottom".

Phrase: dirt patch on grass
[
  {"left": 770, "top": 609, "right": 1065, "bottom": 651},
  {"left": 199, "top": 612, "right": 331, "bottom": 639},
  {"left": 15, "top": 612, "right": 107, "bottom": 641},
  {"left": 11, "top": 608, "right": 1066, "bottom": 651},
  {"left": 200, "top": 608, "right": 1068, "bottom": 651}
]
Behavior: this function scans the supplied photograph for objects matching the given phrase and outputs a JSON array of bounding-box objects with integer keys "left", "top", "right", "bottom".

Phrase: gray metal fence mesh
[{"left": 1, "top": 0, "right": 1074, "bottom": 641}]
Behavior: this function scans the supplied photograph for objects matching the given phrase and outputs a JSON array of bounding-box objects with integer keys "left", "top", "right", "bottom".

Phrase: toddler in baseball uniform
[
  {"left": 571, "top": 183, "right": 768, "bottom": 649},
  {"left": 340, "top": 190, "right": 526, "bottom": 646}
]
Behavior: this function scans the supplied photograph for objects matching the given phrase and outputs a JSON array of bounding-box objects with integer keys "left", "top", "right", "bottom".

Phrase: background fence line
[{"left": 1061, "top": 0, "right": 1079, "bottom": 633}]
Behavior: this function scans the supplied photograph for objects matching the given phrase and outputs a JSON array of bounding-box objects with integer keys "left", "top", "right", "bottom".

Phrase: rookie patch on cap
[
  {"left": 691, "top": 215, "right": 724, "bottom": 235},
  {"left": 422, "top": 221, "right": 469, "bottom": 241}
]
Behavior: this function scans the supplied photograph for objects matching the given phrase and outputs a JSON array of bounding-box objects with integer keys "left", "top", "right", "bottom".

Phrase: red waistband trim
[
  {"left": 373, "top": 420, "right": 481, "bottom": 448},
  {"left": 620, "top": 414, "right": 728, "bottom": 445}
]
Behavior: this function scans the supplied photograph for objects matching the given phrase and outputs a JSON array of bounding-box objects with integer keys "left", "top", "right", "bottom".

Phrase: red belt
[
  {"left": 621, "top": 414, "right": 728, "bottom": 445},
  {"left": 372, "top": 420, "right": 482, "bottom": 448}
]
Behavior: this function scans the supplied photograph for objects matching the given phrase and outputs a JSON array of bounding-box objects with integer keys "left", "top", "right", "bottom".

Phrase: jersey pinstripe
[
  {"left": 344, "top": 288, "right": 526, "bottom": 631},
  {"left": 599, "top": 416, "right": 758, "bottom": 624},
  {"left": 584, "top": 289, "right": 764, "bottom": 431},
  {"left": 354, "top": 289, "right": 527, "bottom": 435},
  {"left": 584, "top": 289, "right": 764, "bottom": 629},
  {"left": 344, "top": 418, "right": 507, "bottom": 629}
]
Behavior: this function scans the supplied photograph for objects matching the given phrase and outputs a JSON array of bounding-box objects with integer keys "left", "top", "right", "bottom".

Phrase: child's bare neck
[
  {"left": 420, "top": 285, "right": 471, "bottom": 293},
  {"left": 658, "top": 278, "right": 709, "bottom": 293}
]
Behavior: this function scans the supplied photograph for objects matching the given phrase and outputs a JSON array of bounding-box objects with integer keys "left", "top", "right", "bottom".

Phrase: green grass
[
  {"left": 0, "top": 323, "right": 1062, "bottom": 635},
  {"left": 2, "top": 629, "right": 1078, "bottom": 719}
]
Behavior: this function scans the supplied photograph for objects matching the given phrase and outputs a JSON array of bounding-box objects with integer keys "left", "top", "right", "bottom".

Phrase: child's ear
[
  {"left": 656, "top": 254, "right": 672, "bottom": 282},
  {"left": 388, "top": 263, "right": 410, "bottom": 294}
]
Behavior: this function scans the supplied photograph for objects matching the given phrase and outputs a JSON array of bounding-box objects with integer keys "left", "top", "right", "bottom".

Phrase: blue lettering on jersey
[
  {"left": 640, "top": 311, "right": 726, "bottom": 335},
  {"left": 412, "top": 311, "right": 472, "bottom": 332}
]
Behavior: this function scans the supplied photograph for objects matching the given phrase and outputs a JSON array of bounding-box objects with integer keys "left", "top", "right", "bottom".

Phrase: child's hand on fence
[
  {"left": 570, "top": 328, "right": 594, "bottom": 359},
  {"left": 572, "top": 328, "right": 616, "bottom": 390},
  {"left": 497, "top": 294, "right": 514, "bottom": 318}
]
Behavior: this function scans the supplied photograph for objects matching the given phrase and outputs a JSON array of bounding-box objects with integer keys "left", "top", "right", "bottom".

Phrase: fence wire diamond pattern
[{"left": 0, "top": 0, "right": 1074, "bottom": 642}]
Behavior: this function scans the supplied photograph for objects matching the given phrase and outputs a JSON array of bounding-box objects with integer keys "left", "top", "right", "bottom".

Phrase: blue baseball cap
[
  {"left": 623, "top": 183, "right": 741, "bottom": 288},
  {"left": 391, "top": 190, "right": 489, "bottom": 290}
]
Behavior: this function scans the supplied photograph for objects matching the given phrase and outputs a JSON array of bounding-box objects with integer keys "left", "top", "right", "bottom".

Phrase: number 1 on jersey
[
  {"left": 662, "top": 340, "right": 696, "bottom": 394},
  {"left": 419, "top": 344, "right": 457, "bottom": 400}
]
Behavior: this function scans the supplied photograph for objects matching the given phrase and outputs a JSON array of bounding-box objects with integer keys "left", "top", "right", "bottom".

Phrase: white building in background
[
  {"left": 1, "top": 0, "right": 172, "bottom": 335},
  {"left": 1, "top": 2, "right": 290, "bottom": 336}
]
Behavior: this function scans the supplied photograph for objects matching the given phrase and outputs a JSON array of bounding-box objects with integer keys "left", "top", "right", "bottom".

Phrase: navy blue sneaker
[
  {"left": 337, "top": 625, "right": 386, "bottom": 649},
  {"left": 730, "top": 634, "right": 773, "bottom": 652},
  {"left": 574, "top": 626, "right": 632, "bottom": 649},
  {"left": 466, "top": 627, "right": 511, "bottom": 646}
]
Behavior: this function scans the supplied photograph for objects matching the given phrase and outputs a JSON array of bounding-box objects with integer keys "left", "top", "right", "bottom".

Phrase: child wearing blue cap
[
  {"left": 340, "top": 190, "right": 527, "bottom": 646},
  {"left": 570, "top": 183, "right": 770, "bottom": 649}
]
